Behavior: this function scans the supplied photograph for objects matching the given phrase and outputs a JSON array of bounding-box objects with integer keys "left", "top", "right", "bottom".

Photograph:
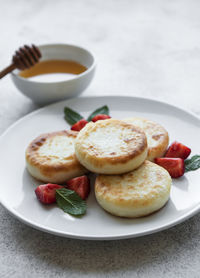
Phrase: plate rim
[{"left": 0, "top": 95, "right": 200, "bottom": 240}]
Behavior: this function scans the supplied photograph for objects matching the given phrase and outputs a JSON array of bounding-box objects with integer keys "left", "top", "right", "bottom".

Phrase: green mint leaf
[
  {"left": 185, "top": 155, "right": 200, "bottom": 172},
  {"left": 56, "top": 188, "right": 86, "bottom": 216},
  {"left": 87, "top": 105, "right": 109, "bottom": 121},
  {"left": 64, "top": 107, "right": 83, "bottom": 125}
]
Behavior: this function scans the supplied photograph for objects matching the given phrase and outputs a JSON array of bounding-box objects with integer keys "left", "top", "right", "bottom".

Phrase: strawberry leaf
[
  {"left": 56, "top": 188, "right": 86, "bottom": 216},
  {"left": 87, "top": 105, "right": 109, "bottom": 121},
  {"left": 64, "top": 107, "right": 83, "bottom": 125},
  {"left": 185, "top": 155, "right": 200, "bottom": 172}
]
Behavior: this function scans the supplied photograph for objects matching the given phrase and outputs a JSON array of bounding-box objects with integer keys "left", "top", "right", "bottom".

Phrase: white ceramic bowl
[{"left": 11, "top": 44, "right": 96, "bottom": 105}]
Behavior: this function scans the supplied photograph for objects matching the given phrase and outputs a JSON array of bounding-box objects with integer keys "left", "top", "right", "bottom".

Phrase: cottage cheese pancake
[
  {"left": 75, "top": 119, "right": 148, "bottom": 174},
  {"left": 95, "top": 160, "right": 172, "bottom": 218},
  {"left": 124, "top": 117, "right": 169, "bottom": 161},
  {"left": 26, "top": 130, "right": 88, "bottom": 183}
]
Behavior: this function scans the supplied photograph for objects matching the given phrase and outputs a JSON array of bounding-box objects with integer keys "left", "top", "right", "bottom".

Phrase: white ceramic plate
[{"left": 0, "top": 96, "right": 200, "bottom": 240}]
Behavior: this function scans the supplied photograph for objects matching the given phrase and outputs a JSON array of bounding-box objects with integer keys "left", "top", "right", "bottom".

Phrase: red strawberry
[
  {"left": 92, "top": 114, "right": 111, "bottom": 122},
  {"left": 155, "top": 157, "right": 184, "bottom": 178},
  {"left": 71, "top": 119, "right": 88, "bottom": 131},
  {"left": 66, "top": 175, "right": 90, "bottom": 200},
  {"left": 165, "top": 141, "right": 191, "bottom": 160},
  {"left": 35, "top": 184, "right": 63, "bottom": 204}
]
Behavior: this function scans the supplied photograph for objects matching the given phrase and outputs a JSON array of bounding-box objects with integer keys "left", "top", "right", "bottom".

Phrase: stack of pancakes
[{"left": 26, "top": 117, "right": 172, "bottom": 218}]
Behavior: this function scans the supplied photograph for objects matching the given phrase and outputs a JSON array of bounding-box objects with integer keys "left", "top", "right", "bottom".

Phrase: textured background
[{"left": 1, "top": 0, "right": 200, "bottom": 277}]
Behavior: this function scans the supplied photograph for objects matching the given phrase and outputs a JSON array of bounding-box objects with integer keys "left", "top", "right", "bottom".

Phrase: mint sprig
[
  {"left": 87, "top": 105, "right": 109, "bottom": 121},
  {"left": 185, "top": 155, "right": 200, "bottom": 172},
  {"left": 56, "top": 188, "right": 86, "bottom": 216},
  {"left": 64, "top": 107, "right": 83, "bottom": 125},
  {"left": 64, "top": 105, "right": 110, "bottom": 125}
]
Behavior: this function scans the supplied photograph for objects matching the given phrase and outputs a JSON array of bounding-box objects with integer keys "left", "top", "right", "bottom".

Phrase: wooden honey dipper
[{"left": 0, "top": 44, "right": 42, "bottom": 79}]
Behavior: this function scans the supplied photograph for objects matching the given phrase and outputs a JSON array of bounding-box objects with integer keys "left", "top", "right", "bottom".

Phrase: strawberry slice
[
  {"left": 35, "top": 184, "right": 64, "bottom": 204},
  {"left": 92, "top": 114, "right": 111, "bottom": 122},
  {"left": 165, "top": 141, "right": 191, "bottom": 160},
  {"left": 71, "top": 119, "right": 88, "bottom": 131},
  {"left": 66, "top": 175, "right": 90, "bottom": 200},
  {"left": 155, "top": 157, "right": 184, "bottom": 178}
]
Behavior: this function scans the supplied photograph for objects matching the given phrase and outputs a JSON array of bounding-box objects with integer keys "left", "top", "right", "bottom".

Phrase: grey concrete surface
[{"left": 0, "top": 0, "right": 200, "bottom": 277}]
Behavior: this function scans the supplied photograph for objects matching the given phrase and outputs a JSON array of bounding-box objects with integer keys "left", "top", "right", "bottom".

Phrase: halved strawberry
[
  {"left": 92, "top": 114, "right": 111, "bottom": 122},
  {"left": 155, "top": 157, "right": 184, "bottom": 178},
  {"left": 66, "top": 175, "right": 90, "bottom": 200},
  {"left": 165, "top": 141, "right": 191, "bottom": 160},
  {"left": 35, "top": 184, "right": 64, "bottom": 204},
  {"left": 71, "top": 119, "right": 88, "bottom": 131}
]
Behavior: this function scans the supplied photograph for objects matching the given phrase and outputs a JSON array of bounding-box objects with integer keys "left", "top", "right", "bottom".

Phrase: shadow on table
[{"left": 6, "top": 210, "right": 199, "bottom": 276}]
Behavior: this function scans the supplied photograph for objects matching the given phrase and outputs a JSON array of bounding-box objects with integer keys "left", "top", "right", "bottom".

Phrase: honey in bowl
[{"left": 19, "top": 60, "right": 87, "bottom": 82}]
